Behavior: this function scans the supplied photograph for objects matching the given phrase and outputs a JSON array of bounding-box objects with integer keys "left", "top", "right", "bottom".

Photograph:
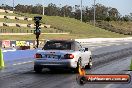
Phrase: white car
[{"left": 34, "top": 40, "right": 92, "bottom": 73}]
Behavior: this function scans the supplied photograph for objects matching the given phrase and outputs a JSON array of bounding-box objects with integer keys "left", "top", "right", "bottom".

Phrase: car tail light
[
  {"left": 34, "top": 53, "right": 42, "bottom": 58},
  {"left": 64, "top": 54, "right": 74, "bottom": 59}
]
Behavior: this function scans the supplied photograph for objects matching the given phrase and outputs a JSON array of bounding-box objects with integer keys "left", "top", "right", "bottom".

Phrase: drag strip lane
[
  {"left": 0, "top": 64, "right": 74, "bottom": 88},
  {"left": 0, "top": 56, "right": 131, "bottom": 88},
  {"left": 48, "top": 57, "right": 131, "bottom": 88},
  {"left": 0, "top": 71, "right": 75, "bottom": 88},
  {"left": 92, "top": 47, "right": 132, "bottom": 68},
  {"left": 1, "top": 42, "right": 132, "bottom": 88},
  {"left": 1, "top": 46, "right": 132, "bottom": 78}
]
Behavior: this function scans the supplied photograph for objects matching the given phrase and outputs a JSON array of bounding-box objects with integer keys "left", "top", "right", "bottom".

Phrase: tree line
[{"left": 0, "top": 3, "right": 132, "bottom": 22}]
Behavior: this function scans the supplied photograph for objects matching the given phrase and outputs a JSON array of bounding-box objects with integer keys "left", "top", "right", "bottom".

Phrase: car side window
[{"left": 75, "top": 42, "right": 83, "bottom": 51}]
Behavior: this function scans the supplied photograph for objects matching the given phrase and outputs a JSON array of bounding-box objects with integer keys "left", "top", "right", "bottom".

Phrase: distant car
[{"left": 34, "top": 40, "right": 92, "bottom": 73}]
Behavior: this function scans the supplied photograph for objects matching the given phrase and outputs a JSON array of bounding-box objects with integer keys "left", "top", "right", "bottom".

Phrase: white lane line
[
  {"left": 85, "top": 43, "right": 121, "bottom": 47},
  {"left": 13, "top": 61, "right": 33, "bottom": 66},
  {"left": 90, "top": 47, "right": 96, "bottom": 49},
  {"left": 100, "top": 43, "right": 121, "bottom": 47},
  {"left": 84, "top": 41, "right": 130, "bottom": 49},
  {"left": 97, "top": 46, "right": 103, "bottom": 48},
  {"left": 90, "top": 46, "right": 103, "bottom": 49},
  {"left": 2, "top": 49, "right": 16, "bottom": 52},
  {"left": 114, "top": 43, "right": 121, "bottom": 46},
  {"left": 105, "top": 44, "right": 111, "bottom": 46},
  {"left": 124, "top": 43, "right": 129, "bottom": 45}
]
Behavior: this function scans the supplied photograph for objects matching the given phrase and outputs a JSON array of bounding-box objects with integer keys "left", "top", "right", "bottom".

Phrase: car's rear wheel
[
  {"left": 34, "top": 65, "right": 43, "bottom": 73},
  {"left": 85, "top": 57, "right": 92, "bottom": 69}
]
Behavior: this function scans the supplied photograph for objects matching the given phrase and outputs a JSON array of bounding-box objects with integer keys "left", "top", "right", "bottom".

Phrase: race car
[{"left": 34, "top": 40, "right": 92, "bottom": 73}]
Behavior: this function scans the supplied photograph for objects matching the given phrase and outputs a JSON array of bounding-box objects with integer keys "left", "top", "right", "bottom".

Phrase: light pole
[
  {"left": 43, "top": 5, "right": 45, "bottom": 15},
  {"left": 13, "top": 0, "right": 14, "bottom": 12},
  {"left": 80, "top": 0, "right": 82, "bottom": 22},
  {"left": 42, "top": 0, "right": 45, "bottom": 15},
  {"left": 93, "top": 0, "right": 96, "bottom": 26}
]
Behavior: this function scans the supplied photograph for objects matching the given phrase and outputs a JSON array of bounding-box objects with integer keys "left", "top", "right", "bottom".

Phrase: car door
[
  {"left": 84, "top": 48, "right": 91, "bottom": 64},
  {"left": 76, "top": 42, "right": 86, "bottom": 66},
  {"left": 81, "top": 47, "right": 90, "bottom": 65}
]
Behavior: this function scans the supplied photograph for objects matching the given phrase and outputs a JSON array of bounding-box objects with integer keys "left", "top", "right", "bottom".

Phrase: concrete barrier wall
[
  {"left": 27, "top": 18, "right": 32, "bottom": 21},
  {"left": 44, "top": 25, "right": 51, "bottom": 28},
  {"left": 6, "top": 23, "right": 16, "bottom": 26},
  {"left": 75, "top": 38, "right": 132, "bottom": 44},
  {"left": 2, "top": 23, "right": 26, "bottom": 27},
  {"left": 6, "top": 16, "right": 16, "bottom": 19},
  {"left": 0, "top": 9, "right": 13, "bottom": 13},
  {"left": 1, "top": 22, "right": 33, "bottom": 27},
  {"left": 28, "top": 24, "right": 44, "bottom": 28},
  {"left": 0, "top": 9, "right": 5, "bottom": 13},
  {"left": 0, "top": 15, "right": 5, "bottom": 18},
  {"left": 30, "top": 24, "right": 35, "bottom": 28},
  {"left": 0, "top": 22, "right": 3, "bottom": 26},
  {"left": 16, "top": 17, "right": 32, "bottom": 21},
  {"left": 1, "top": 15, "right": 32, "bottom": 21},
  {"left": 19, "top": 23, "right": 27, "bottom": 27},
  {"left": 16, "top": 17, "right": 25, "bottom": 20},
  {"left": 5, "top": 10, "right": 13, "bottom": 13},
  {"left": 1, "top": 22, "right": 48, "bottom": 28},
  {"left": 16, "top": 24, "right": 21, "bottom": 27},
  {"left": 3, "top": 23, "right": 8, "bottom": 26},
  {"left": 3, "top": 23, "right": 16, "bottom": 27},
  {"left": 27, "top": 24, "right": 34, "bottom": 28},
  {"left": 40, "top": 25, "right": 44, "bottom": 28}
]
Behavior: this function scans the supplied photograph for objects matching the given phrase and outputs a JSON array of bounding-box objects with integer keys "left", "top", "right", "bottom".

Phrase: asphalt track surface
[{"left": 0, "top": 40, "right": 132, "bottom": 88}]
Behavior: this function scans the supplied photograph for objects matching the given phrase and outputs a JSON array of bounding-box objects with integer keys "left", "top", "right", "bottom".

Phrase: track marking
[
  {"left": 13, "top": 61, "right": 33, "bottom": 66},
  {"left": 84, "top": 42, "right": 125, "bottom": 48},
  {"left": 97, "top": 46, "right": 103, "bottom": 48},
  {"left": 115, "top": 43, "right": 121, "bottom": 46},
  {"left": 105, "top": 44, "right": 111, "bottom": 46},
  {"left": 2, "top": 49, "right": 16, "bottom": 52},
  {"left": 124, "top": 43, "right": 129, "bottom": 45}
]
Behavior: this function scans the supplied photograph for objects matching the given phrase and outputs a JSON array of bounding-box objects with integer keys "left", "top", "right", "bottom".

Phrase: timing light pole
[
  {"left": 80, "top": 0, "right": 82, "bottom": 22},
  {"left": 34, "top": 16, "right": 42, "bottom": 48},
  {"left": 94, "top": 0, "right": 96, "bottom": 26}
]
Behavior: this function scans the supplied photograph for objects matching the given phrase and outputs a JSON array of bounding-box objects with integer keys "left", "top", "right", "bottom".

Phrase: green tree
[{"left": 108, "top": 8, "right": 119, "bottom": 21}]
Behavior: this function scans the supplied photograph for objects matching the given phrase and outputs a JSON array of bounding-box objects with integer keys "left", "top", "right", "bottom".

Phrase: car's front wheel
[
  {"left": 34, "top": 65, "right": 43, "bottom": 73},
  {"left": 85, "top": 57, "right": 92, "bottom": 69}
]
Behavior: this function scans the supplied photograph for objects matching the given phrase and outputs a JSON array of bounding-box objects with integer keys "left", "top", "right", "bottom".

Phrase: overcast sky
[{"left": 1, "top": 0, "right": 132, "bottom": 16}]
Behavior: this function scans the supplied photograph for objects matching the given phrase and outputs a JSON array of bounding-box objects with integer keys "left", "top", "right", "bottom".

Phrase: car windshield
[{"left": 43, "top": 41, "right": 72, "bottom": 50}]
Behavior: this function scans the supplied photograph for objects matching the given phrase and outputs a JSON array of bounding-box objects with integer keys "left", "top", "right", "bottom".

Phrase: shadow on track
[{"left": 23, "top": 68, "right": 79, "bottom": 75}]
